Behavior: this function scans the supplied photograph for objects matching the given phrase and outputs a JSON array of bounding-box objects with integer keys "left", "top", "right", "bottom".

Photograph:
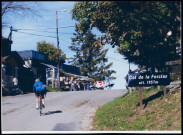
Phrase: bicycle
[
  {"left": 39, "top": 95, "right": 43, "bottom": 116},
  {"left": 38, "top": 93, "right": 46, "bottom": 116}
]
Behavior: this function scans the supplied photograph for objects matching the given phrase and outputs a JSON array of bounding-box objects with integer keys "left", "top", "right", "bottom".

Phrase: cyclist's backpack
[{"left": 35, "top": 81, "right": 46, "bottom": 91}]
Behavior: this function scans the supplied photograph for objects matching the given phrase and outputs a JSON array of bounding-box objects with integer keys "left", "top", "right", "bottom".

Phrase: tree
[
  {"left": 69, "top": 25, "right": 116, "bottom": 85},
  {"left": 2, "top": 2, "right": 43, "bottom": 29},
  {"left": 71, "top": 1, "right": 181, "bottom": 72},
  {"left": 37, "top": 41, "right": 66, "bottom": 64}
]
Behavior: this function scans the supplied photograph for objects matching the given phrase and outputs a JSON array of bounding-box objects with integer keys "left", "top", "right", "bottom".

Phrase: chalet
[
  {"left": 2, "top": 37, "right": 26, "bottom": 95},
  {"left": 2, "top": 51, "right": 25, "bottom": 88}
]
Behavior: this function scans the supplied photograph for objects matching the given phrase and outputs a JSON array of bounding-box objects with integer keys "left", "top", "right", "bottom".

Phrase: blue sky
[{"left": 2, "top": 2, "right": 137, "bottom": 89}]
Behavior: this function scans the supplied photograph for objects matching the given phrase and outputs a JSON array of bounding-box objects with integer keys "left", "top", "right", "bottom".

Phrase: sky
[{"left": 2, "top": 2, "right": 137, "bottom": 89}]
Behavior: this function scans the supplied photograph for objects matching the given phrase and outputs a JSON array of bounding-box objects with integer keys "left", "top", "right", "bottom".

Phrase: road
[{"left": 2, "top": 89, "right": 127, "bottom": 132}]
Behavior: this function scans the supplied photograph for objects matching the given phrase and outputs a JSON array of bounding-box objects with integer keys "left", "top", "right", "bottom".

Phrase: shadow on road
[
  {"left": 52, "top": 122, "right": 76, "bottom": 131},
  {"left": 42, "top": 110, "right": 62, "bottom": 116}
]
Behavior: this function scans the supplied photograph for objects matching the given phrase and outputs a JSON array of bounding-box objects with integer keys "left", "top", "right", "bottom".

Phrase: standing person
[
  {"left": 84, "top": 82, "right": 87, "bottom": 90},
  {"left": 87, "top": 82, "right": 90, "bottom": 90},
  {"left": 77, "top": 82, "right": 80, "bottom": 91},
  {"left": 71, "top": 82, "right": 76, "bottom": 91},
  {"left": 33, "top": 77, "right": 47, "bottom": 110},
  {"left": 75, "top": 82, "right": 78, "bottom": 90},
  {"left": 80, "top": 82, "right": 84, "bottom": 90}
]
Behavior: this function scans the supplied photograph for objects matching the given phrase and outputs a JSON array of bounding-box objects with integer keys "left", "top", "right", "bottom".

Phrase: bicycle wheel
[{"left": 40, "top": 99, "right": 42, "bottom": 116}]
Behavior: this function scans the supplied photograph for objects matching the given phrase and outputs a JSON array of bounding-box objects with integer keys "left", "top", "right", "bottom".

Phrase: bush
[{"left": 46, "top": 86, "right": 64, "bottom": 92}]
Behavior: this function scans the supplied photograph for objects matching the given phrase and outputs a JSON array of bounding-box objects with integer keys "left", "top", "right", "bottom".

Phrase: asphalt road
[{"left": 2, "top": 89, "right": 127, "bottom": 132}]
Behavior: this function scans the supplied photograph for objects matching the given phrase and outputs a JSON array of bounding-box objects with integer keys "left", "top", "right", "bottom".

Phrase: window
[{"left": 46, "top": 68, "right": 52, "bottom": 78}]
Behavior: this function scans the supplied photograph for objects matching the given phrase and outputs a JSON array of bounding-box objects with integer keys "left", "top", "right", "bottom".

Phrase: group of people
[{"left": 70, "top": 81, "right": 90, "bottom": 91}]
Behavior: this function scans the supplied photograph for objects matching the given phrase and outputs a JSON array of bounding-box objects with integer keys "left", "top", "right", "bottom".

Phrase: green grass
[
  {"left": 92, "top": 86, "right": 181, "bottom": 131},
  {"left": 46, "top": 86, "right": 64, "bottom": 92}
]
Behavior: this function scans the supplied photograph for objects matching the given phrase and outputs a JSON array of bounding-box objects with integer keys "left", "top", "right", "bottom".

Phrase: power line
[
  {"left": 14, "top": 29, "right": 128, "bottom": 63},
  {"left": 15, "top": 26, "right": 75, "bottom": 31},
  {"left": 14, "top": 30, "right": 104, "bottom": 41},
  {"left": 15, "top": 31, "right": 57, "bottom": 38},
  {"left": 12, "top": 26, "right": 106, "bottom": 37},
  {"left": 17, "top": 29, "right": 74, "bottom": 34},
  {"left": 108, "top": 56, "right": 128, "bottom": 63}
]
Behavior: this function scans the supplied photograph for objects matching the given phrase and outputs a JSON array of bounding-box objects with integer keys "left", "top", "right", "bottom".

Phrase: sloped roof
[
  {"left": 40, "top": 63, "right": 57, "bottom": 69},
  {"left": 18, "top": 50, "right": 48, "bottom": 61},
  {"left": 2, "top": 51, "right": 24, "bottom": 66}
]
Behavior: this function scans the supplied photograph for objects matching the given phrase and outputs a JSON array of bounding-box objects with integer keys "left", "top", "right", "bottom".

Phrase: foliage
[
  {"left": 37, "top": 41, "right": 66, "bottom": 63},
  {"left": 71, "top": 1, "right": 181, "bottom": 71},
  {"left": 46, "top": 86, "right": 63, "bottom": 92},
  {"left": 2, "top": 2, "right": 43, "bottom": 29},
  {"left": 69, "top": 25, "right": 116, "bottom": 85},
  {"left": 93, "top": 86, "right": 181, "bottom": 131}
]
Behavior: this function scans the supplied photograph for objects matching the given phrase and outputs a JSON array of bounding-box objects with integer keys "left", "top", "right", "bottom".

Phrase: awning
[
  {"left": 76, "top": 77, "right": 95, "bottom": 82},
  {"left": 40, "top": 63, "right": 57, "bottom": 69},
  {"left": 60, "top": 70, "right": 95, "bottom": 82}
]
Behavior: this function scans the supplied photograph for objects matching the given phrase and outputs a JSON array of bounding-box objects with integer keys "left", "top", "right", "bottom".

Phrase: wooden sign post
[
  {"left": 163, "top": 86, "right": 166, "bottom": 97},
  {"left": 139, "top": 87, "right": 143, "bottom": 109},
  {"left": 128, "top": 72, "right": 170, "bottom": 110}
]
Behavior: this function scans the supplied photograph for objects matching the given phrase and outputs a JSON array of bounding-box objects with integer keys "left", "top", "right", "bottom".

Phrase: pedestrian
[
  {"left": 77, "top": 82, "right": 81, "bottom": 91},
  {"left": 87, "top": 82, "right": 90, "bottom": 90},
  {"left": 80, "top": 82, "right": 84, "bottom": 90},
  {"left": 71, "top": 82, "right": 76, "bottom": 91},
  {"left": 33, "top": 77, "right": 47, "bottom": 110},
  {"left": 84, "top": 82, "right": 87, "bottom": 90}
]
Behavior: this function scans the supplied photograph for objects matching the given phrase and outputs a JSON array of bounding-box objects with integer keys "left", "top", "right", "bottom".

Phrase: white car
[{"left": 94, "top": 81, "right": 105, "bottom": 90}]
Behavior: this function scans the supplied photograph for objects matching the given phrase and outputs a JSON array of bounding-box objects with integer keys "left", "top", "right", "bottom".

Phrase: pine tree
[{"left": 69, "top": 25, "right": 116, "bottom": 87}]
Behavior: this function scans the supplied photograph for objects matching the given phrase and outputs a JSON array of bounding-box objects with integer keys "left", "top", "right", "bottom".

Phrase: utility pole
[
  {"left": 56, "top": 10, "right": 60, "bottom": 88},
  {"left": 8, "top": 26, "right": 17, "bottom": 40},
  {"left": 8, "top": 26, "right": 13, "bottom": 40},
  {"left": 8, "top": 26, "right": 18, "bottom": 40}
]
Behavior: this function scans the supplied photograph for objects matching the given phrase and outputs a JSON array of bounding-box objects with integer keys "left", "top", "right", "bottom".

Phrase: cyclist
[{"left": 33, "top": 77, "right": 47, "bottom": 110}]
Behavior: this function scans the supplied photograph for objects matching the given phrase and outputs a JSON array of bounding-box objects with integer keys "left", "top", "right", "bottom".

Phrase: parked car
[{"left": 94, "top": 81, "right": 105, "bottom": 90}]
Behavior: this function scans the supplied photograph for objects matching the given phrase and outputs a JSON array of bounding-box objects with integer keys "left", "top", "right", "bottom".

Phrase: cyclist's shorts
[{"left": 35, "top": 90, "right": 46, "bottom": 98}]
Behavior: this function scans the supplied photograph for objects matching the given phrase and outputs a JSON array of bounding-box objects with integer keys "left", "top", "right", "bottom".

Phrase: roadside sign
[
  {"left": 127, "top": 72, "right": 170, "bottom": 87},
  {"left": 127, "top": 72, "right": 170, "bottom": 109}
]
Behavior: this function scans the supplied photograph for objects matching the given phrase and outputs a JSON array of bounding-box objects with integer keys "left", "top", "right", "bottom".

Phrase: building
[
  {"left": 2, "top": 37, "right": 25, "bottom": 95},
  {"left": 42, "top": 61, "right": 94, "bottom": 90},
  {"left": 17, "top": 50, "right": 93, "bottom": 90},
  {"left": 166, "top": 60, "right": 181, "bottom": 79},
  {"left": 1, "top": 38, "right": 93, "bottom": 94},
  {"left": 18, "top": 50, "right": 48, "bottom": 84},
  {"left": 2, "top": 51, "right": 25, "bottom": 88}
]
